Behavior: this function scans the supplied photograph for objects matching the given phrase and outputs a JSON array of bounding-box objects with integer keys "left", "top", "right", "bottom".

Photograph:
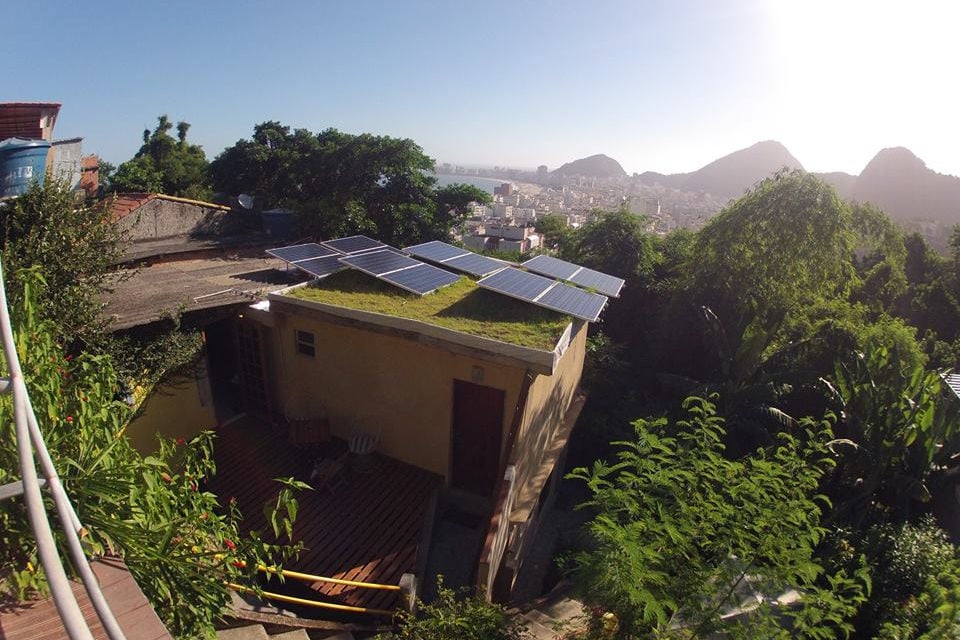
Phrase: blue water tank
[
  {"left": 0, "top": 138, "right": 51, "bottom": 198},
  {"left": 261, "top": 208, "right": 296, "bottom": 239}
]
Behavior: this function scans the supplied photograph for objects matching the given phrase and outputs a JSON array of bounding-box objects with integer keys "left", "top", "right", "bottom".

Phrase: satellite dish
[{"left": 238, "top": 193, "right": 254, "bottom": 210}]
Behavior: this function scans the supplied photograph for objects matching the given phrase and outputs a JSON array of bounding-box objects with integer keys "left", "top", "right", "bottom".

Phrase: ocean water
[{"left": 433, "top": 174, "right": 508, "bottom": 194}]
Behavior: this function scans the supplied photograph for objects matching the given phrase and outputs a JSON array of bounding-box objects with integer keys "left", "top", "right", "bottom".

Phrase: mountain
[
  {"left": 836, "top": 147, "right": 960, "bottom": 223},
  {"left": 638, "top": 140, "right": 804, "bottom": 198},
  {"left": 553, "top": 154, "right": 627, "bottom": 178}
]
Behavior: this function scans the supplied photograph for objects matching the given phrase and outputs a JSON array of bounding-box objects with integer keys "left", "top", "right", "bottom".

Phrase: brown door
[
  {"left": 451, "top": 380, "right": 505, "bottom": 497},
  {"left": 235, "top": 321, "right": 271, "bottom": 419}
]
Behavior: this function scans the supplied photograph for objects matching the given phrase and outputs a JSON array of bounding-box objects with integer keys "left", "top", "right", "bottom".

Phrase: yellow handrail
[
  {"left": 227, "top": 559, "right": 401, "bottom": 591},
  {"left": 227, "top": 583, "right": 396, "bottom": 617}
]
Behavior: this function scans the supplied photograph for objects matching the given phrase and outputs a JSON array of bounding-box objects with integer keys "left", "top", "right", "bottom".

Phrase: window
[{"left": 295, "top": 330, "right": 315, "bottom": 357}]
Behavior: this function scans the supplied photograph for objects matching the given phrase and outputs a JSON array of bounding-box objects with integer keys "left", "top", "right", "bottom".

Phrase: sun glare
[{"left": 766, "top": 0, "right": 960, "bottom": 172}]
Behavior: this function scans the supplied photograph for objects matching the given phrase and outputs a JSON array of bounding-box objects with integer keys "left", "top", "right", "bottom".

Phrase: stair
[
  {"left": 216, "top": 625, "right": 316, "bottom": 640},
  {"left": 511, "top": 592, "right": 585, "bottom": 640}
]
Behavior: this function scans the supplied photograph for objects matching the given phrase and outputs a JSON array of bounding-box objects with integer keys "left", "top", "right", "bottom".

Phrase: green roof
[{"left": 285, "top": 270, "right": 569, "bottom": 350}]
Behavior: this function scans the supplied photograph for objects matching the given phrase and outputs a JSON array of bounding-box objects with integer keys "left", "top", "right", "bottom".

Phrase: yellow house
[{"left": 238, "top": 270, "right": 590, "bottom": 601}]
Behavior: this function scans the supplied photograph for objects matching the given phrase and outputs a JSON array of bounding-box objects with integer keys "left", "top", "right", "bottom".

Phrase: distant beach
[{"left": 434, "top": 174, "right": 542, "bottom": 196}]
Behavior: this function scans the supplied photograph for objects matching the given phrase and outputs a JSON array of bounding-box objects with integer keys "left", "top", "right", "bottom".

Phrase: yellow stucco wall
[
  {"left": 268, "top": 309, "right": 529, "bottom": 479},
  {"left": 510, "top": 322, "right": 587, "bottom": 493},
  {"left": 125, "top": 362, "right": 216, "bottom": 454}
]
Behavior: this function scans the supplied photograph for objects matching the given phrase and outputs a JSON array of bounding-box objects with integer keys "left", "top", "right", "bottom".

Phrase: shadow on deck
[{"left": 207, "top": 415, "right": 442, "bottom": 612}]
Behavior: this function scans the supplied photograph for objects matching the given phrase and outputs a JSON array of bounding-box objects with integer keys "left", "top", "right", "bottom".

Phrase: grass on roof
[{"left": 287, "top": 270, "right": 569, "bottom": 350}]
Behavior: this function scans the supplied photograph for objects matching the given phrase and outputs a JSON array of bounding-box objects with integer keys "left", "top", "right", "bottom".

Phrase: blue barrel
[{"left": 0, "top": 138, "right": 51, "bottom": 198}]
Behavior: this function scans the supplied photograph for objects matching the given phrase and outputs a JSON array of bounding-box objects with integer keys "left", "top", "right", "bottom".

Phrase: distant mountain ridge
[
  {"left": 816, "top": 147, "right": 960, "bottom": 224},
  {"left": 637, "top": 140, "right": 804, "bottom": 198},
  {"left": 552, "top": 154, "right": 627, "bottom": 178},
  {"left": 553, "top": 142, "right": 960, "bottom": 224}
]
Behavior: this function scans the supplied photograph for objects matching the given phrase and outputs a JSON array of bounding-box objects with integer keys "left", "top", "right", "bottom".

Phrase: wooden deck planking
[{"left": 208, "top": 416, "right": 441, "bottom": 611}]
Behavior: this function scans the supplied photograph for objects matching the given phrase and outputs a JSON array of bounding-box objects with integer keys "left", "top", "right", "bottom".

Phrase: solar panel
[
  {"left": 294, "top": 255, "right": 347, "bottom": 278},
  {"left": 522, "top": 254, "right": 625, "bottom": 298},
  {"left": 321, "top": 235, "right": 387, "bottom": 255},
  {"left": 267, "top": 243, "right": 337, "bottom": 263},
  {"left": 405, "top": 240, "right": 468, "bottom": 262},
  {"left": 477, "top": 267, "right": 608, "bottom": 322},
  {"left": 404, "top": 240, "right": 504, "bottom": 277},
  {"left": 339, "top": 250, "right": 422, "bottom": 276},
  {"left": 444, "top": 252, "right": 505, "bottom": 277},
  {"left": 536, "top": 282, "right": 607, "bottom": 323},
  {"left": 945, "top": 373, "right": 960, "bottom": 400},
  {"left": 478, "top": 268, "right": 554, "bottom": 301},
  {"left": 381, "top": 264, "right": 461, "bottom": 295}
]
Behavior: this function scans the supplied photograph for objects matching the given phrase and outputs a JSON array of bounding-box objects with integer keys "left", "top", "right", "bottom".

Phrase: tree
[
  {"left": 436, "top": 183, "right": 491, "bottom": 225},
  {"left": 562, "top": 207, "right": 657, "bottom": 280},
  {"left": 0, "top": 273, "right": 305, "bottom": 638},
  {"left": 683, "top": 171, "right": 855, "bottom": 364},
  {"left": 567, "top": 396, "right": 868, "bottom": 639},
  {"left": 211, "top": 122, "right": 467, "bottom": 246},
  {"left": 0, "top": 180, "right": 123, "bottom": 342},
  {"left": 534, "top": 213, "right": 571, "bottom": 251},
  {"left": 112, "top": 114, "right": 211, "bottom": 200}
]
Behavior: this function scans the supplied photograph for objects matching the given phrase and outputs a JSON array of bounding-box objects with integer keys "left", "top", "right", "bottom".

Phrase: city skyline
[{"left": 5, "top": 0, "right": 959, "bottom": 177}]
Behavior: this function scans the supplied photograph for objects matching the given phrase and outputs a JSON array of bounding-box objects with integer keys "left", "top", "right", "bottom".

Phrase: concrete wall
[
  {"left": 119, "top": 198, "right": 244, "bottom": 241},
  {"left": 510, "top": 321, "right": 586, "bottom": 495},
  {"left": 125, "top": 361, "right": 216, "bottom": 454},
  {"left": 267, "top": 308, "right": 529, "bottom": 479},
  {"left": 50, "top": 139, "right": 83, "bottom": 189}
]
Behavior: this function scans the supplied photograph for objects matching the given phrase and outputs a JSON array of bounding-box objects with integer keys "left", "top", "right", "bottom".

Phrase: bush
[{"left": 387, "top": 577, "right": 528, "bottom": 640}]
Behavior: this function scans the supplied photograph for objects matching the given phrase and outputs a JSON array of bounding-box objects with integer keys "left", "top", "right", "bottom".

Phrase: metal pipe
[
  {"left": 0, "top": 262, "right": 94, "bottom": 640},
  {"left": 226, "top": 583, "right": 396, "bottom": 617},
  {"left": 228, "top": 559, "right": 400, "bottom": 590}
]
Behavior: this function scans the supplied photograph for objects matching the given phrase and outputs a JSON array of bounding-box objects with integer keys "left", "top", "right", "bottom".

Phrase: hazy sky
[{"left": 6, "top": 0, "right": 958, "bottom": 176}]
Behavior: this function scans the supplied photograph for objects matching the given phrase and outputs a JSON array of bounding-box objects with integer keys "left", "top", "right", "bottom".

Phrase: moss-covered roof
[{"left": 284, "top": 270, "right": 569, "bottom": 350}]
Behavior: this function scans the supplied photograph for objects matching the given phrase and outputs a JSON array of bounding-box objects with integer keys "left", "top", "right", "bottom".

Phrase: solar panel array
[
  {"left": 477, "top": 267, "right": 608, "bottom": 322},
  {"left": 340, "top": 249, "right": 460, "bottom": 295},
  {"left": 404, "top": 240, "right": 505, "bottom": 277},
  {"left": 266, "top": 236, "right": 618, "bottom": 317},
  {"left": 522, "top": 254, "right": 625, "bottom": 298}
]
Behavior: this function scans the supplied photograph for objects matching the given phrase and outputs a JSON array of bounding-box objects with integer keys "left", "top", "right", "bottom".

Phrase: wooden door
[
  {"left": 451, "top": 380, "right": 505, "bottom": 497},
  {"left": 235, "top": 321, "right": 271, "bottom": 419}
]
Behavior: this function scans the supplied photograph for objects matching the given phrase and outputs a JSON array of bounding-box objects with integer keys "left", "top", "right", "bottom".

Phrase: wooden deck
[
  {"left": 208, "top": 416, "right": 442, "bottom": 612},
  {"left": 0, "top": 557, "right": 171, "bottom": 640}
]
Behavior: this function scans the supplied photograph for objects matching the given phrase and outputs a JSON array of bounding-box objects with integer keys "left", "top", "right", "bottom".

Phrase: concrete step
[
  {"left": 267, "top": 630, "right": 311, "bottom": 640},
  {"left": 540, "top": 597, "right": 584, "bottom": 621},
  {"left": 523, "top": 608, "right": 559, "bottom": 628},
  {"left": 216, "top": 625, "right": 270, "bottom": 640},
  {"left": 522, "top": 617, "right": 560, "bottom": 640}
]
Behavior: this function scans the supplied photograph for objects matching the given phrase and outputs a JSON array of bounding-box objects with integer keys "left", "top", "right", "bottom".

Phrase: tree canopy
[
  {"left": 210, "top": 121, "right": 488, "bottom": 245},
  {"left": 111, "top": 115, "right": 211, "bottom": 200}
]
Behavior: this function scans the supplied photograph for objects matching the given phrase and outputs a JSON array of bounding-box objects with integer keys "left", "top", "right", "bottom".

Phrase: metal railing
[
  {"left": 0, "top": 260, "right": 127, "bottom": 640},
  {"left": 226, "top": 559, "right": 405, "bottom": 617}
]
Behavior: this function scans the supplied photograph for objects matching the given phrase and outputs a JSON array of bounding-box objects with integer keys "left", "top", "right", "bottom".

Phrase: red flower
[
  {"left": 224, "top": 538, "right": 237, "bottom": 551},
  {"left": 160, "top": 472, "right": 172, "bottom": 483},
  {"left": 231, "top": 560, "right": 245, "bottom": 568},
  {"left": 65, "top": 355, "right": 72, "bottom": 362},
  {"left": 176, "top": 437, "right": 186, "bottom": 445},
  {"left": 65, "top": 416, "right": 74, "bottom": 423}
]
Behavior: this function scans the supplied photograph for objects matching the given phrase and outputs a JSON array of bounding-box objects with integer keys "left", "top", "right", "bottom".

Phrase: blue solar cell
[
  {"left": 339, "top": 250, "right": 421, "bottom": 276},
  {"left": 382, "top": 264, "right": 460, "bottom": 295},
  {"left": 522, "top": 254, "right": 624, "bottom": 297},
  {"left": 404, "top": 240, "right": 467, "bottom": 262},
  {"left": 477, "top": 268, "right": 554, "bottom": 301},
  {"left": 444, "top": 252, "right": 505, "bottom": 277},
  {"left": 536, "top": 283, "right": 607, "bottom": 322},
  {"left": 295, "top": 255, "right": 347, "bottom": 278},
  {"left": 522, "top": 254, "right": 579, "bottom": 280},
  {"left": 322, "top": 235, "right": 387, "bottom": 255},
  {"left": 569, "top": 269, "right": 624, "bottom": 298},
  {"left": 267, "top": 243, "right": 336, "bottom": 263}
]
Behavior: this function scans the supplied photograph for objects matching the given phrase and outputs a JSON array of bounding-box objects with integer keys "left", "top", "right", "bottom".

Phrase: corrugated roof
[
  {"left": 0, "top": 102, "right": 61, "bottom": 141},
  {"left": 0, "top": 557, "right": 171, "bottom": 640},
  {"left": 101, "top": 192, "right": 231, "bottom": 220}
]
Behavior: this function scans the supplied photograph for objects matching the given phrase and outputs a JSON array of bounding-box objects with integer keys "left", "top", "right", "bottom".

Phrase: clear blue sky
[{"left": 6, "top": 0, "right": 958, "bottom": 176}]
